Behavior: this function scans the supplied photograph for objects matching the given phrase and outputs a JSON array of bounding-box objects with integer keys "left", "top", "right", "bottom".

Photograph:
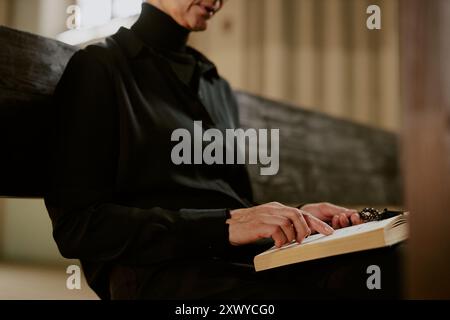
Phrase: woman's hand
[
  {"left": 300, "top": 202, "right": 362, "bottom": 229},
  {"left": 227, "top": 202, "right": 335, "bottom": 248}
]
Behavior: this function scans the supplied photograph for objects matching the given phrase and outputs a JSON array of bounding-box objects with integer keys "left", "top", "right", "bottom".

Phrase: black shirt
[{"left": 45, "top": 3, "right": 254, "bottom": 299}]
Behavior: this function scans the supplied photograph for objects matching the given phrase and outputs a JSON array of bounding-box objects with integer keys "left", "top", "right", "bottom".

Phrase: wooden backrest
[
  {"left": 237, "top": 93, "right": 402, "bottom": 205},
  {"left": 0, "top": 26, "right": 76, "bottom": 197},
  {"left": 0, "top": 26, "right": 402, "bottom": 205}
]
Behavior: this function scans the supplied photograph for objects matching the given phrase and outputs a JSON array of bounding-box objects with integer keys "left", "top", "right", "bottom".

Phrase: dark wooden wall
[
  {"left": 237, "top": 93, "right": 401, "bottom": 206},
  {"left": 400, "top": 0, "right": 450, "bottom": 298},
  {"left": 0, "top": 26, "right": 402, "bottom": 206},
  {"left": 0, "top": 26, "right": 76, "bottom": 197}
]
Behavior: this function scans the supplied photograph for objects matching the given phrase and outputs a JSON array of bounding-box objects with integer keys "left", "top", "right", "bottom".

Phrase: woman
[{"left": 46, "top": 0, "right": 399, "bottom": 299}]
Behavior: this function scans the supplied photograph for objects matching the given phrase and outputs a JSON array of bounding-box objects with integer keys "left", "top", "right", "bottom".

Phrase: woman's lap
[{"left": 109, "top": 244, "right": 405, "bottom": 299}]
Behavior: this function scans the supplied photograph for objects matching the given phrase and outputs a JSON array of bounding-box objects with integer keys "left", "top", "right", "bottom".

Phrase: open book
[{"left": 254, "top": 214, "right": 408, "bottom": 272}]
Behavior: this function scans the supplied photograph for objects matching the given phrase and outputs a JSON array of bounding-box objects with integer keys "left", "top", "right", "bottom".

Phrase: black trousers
[{"left": 109, "top": 244, "right": 404, "bottom": 300}]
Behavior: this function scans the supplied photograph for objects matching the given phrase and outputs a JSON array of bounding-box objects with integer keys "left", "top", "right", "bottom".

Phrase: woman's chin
[{"left": 189, "top": 19, "right": 209, "bottom": 31}]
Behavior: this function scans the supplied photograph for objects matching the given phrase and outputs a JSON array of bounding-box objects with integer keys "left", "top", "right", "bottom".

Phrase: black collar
[
  {"left": 110, "top": 3, "right": 218, "bottom": 77},
  {"left": 112, "top": 27, "right": 219, "bottom": 77},
  {"left": 131, "top": 2, "right": 189, "bottom": 52}
]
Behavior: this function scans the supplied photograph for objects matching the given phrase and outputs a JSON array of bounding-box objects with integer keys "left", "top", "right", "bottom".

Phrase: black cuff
[{"left": 178, "top": 208, "right": 231, "bottom": 257}]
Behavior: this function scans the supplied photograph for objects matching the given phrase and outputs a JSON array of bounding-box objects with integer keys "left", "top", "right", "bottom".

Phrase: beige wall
[
  {"left": 7, "top": 0, "right": 40, "bottom": 34},
  {"left": 6, "top": 0, "right": 73, "bottom": 38},
  {"left": 0, "top": 198, "right": 67, "bottom": 264},
  {"left": 190, "top": 0, "right": 400, "bottom": 132},
  {"left": 0, "top": 0, "right": 7, "bottom": 25},
  {"left": 37, "top": 0, "right": 74, "bottom": 38}
]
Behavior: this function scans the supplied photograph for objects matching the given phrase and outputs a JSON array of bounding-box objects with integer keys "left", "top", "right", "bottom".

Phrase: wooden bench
[{"left": 0, "top": 26, "right": 402, "bottom": 206}]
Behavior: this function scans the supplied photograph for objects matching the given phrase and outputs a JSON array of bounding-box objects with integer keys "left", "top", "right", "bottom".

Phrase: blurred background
[
  {"left": 0, "top": 0, "right": 401, "bottom": 130},
  {"left": 0, "top": 0, "right": 402, "bottom": 299}
]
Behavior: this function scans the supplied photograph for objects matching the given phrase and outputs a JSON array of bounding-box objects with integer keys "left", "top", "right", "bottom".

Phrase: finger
[
  {"left": 260, "top": 215, "right": 296, "bottom": 243},
  {"left": 322, "top": 203, "right": 358, "bottom": 216},
  {"left": 272, "top": 226, "right": 288, "bottom": 248},
  {"left": 283, "top": 210, "right": 310, "bottom": 243},
  {"left": 259, "top": 224, "right": 287, "bottom": 247},
  {"left": 303, "top": 212, "right": 334, "bottom": 236},
  {"left": 342, "top": 209, "right": 359, "bottom": 218},
  {"left": 332, "top": 215, "right": 340, "bottom": 229},
  {"left": 267, "top": 202, "right": 284, "bottom": 208},
  {"left": 287, "top": 208, "right": 311, "bottom": 243},
  {"left": 295, "top": 213, "right": 311, "bottom": 243},
  {"left": 351, "top": 213, "right": 363, "bottom": 225},
  {"left": 268, "top": 207, "right": 311, "bottom": 243},
  {"left": 339, "top": 213, "right": 350, "bottom": 228}
]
